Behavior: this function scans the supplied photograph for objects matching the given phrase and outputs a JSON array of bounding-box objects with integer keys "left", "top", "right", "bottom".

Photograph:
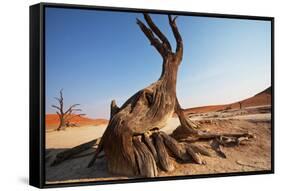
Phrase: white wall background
[{"left": 0, "top": 0, "right": 279, "bottom": 190}]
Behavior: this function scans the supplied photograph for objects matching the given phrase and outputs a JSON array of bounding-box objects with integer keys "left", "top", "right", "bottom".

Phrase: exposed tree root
[
  {"left": 153, "top": 132, "right": 174, "bottom": 172},
  {"left": 50, "top": 138, "right": 100, "bottom": 166},
  {"left": 50, "top": 128, "right": 254, "bottom": 178},
  {"left": 210, "top": 139, "right": 227, "bottom": 158},
  {"left": 133, "top": 135, "right": 158, "bottom": 177}
]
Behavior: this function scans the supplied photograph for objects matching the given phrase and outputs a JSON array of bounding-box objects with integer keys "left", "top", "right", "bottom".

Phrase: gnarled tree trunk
[
  {"left": 86, "top": 14, "right": 253, "bottom": 177},
  {"left": 87, "top": 14, "right": 185, "bottom": 176}
]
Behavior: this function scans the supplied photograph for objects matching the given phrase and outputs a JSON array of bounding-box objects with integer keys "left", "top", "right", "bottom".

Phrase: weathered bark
[
  {"left": 110, "top": 100, "right": 120, "bottom": 119},
  {"left": 153, "top": 132, "right": 174, "bottom": 172},
  {"left": 133, "top": 136, "right": 158, "bottom": 177},
  {"left": 186, "top": 146, "right": 205, "bottom": 165},
  {"left": 160, "top": 131, "right": 188, "bottom": 161},
  {"left": 51, "top": 14, "right": 254, "bottom": 178},
  {"left": 143, "top": 132, "right": 158, "bottom": 162},
  {"left": 189, "top": 144, "right": 212, "bottom": 157}
]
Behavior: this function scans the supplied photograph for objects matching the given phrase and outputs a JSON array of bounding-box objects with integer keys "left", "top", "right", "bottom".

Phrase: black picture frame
[{"left": 30, "top": 2, "right": 275, "bottom": 189}]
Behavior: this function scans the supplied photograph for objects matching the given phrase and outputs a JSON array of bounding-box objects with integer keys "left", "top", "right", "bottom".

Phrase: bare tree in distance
[
  {"left": 238, "top": 102, "right": 243, "bottom": 109},
  {"left": 52, "top": 89, "right": 85, "bottom": 131}
]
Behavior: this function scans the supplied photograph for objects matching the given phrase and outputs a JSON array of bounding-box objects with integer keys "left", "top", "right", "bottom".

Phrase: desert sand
[
  {"left": 45, "top": 87, "right": 271, "bottom": 184},
  {"left": 45, "top": 104, "right": 271, "bottom": 184}
]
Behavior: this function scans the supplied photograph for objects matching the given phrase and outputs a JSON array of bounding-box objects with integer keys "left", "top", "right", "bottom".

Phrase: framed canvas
[{"left": 29, "top": 2, "right": 274, "bottom": 188}]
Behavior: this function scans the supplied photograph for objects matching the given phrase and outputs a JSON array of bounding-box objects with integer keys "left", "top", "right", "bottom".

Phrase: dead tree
[
  {"left": 65, "top": 113, "right": 86, "bottom": 127},
  {"left": 238, "top": 102, "right": 242, "bottom": 109},
  {"left": 52, "top": 89, "right": 84, "bottom": 131},
  {"left": 51, "top": 14, "right": 253, "bottom": 177}
]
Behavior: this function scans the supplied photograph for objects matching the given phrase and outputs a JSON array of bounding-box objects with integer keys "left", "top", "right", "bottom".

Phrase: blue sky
[{"left": 45, "top": 7, "right": 271, "bottom": 119}]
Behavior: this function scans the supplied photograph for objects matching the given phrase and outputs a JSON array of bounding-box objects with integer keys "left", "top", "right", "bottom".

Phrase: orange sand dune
[
  {"left": 46, "top": 114, "right": 108, "bottom": 129},
  {"left": 184, "top": 86, "right": 271, "bottom": 114}
]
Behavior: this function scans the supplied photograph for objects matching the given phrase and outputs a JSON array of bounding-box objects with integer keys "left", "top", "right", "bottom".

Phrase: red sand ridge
[
  {"left": 46, "top": 114, "right": 108, "bottom": 129},
  {"left": 184, "top": 86, "right": 271, "bottom": 114}
]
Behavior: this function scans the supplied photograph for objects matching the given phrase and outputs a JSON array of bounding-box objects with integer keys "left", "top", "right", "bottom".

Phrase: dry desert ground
[{"left": 45, "top": 103, "right": 271, "bottom": 184}]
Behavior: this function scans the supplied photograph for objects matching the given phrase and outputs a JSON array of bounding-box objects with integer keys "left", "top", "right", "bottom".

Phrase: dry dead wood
[
  {"left": 153, "top": 132, "right": 174, "bottom": 172},
  {"left": 51, "top": 138, "right": 100, "bottom": 166},
  {"left": 52, "top": 89, "right": 84, "bottom": 131},
  {"left": 133, "top": 136, "right": 158, "bottom": 177},
  {"left": 160, "top": 131, "right": 188, "bottom": 161}
]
